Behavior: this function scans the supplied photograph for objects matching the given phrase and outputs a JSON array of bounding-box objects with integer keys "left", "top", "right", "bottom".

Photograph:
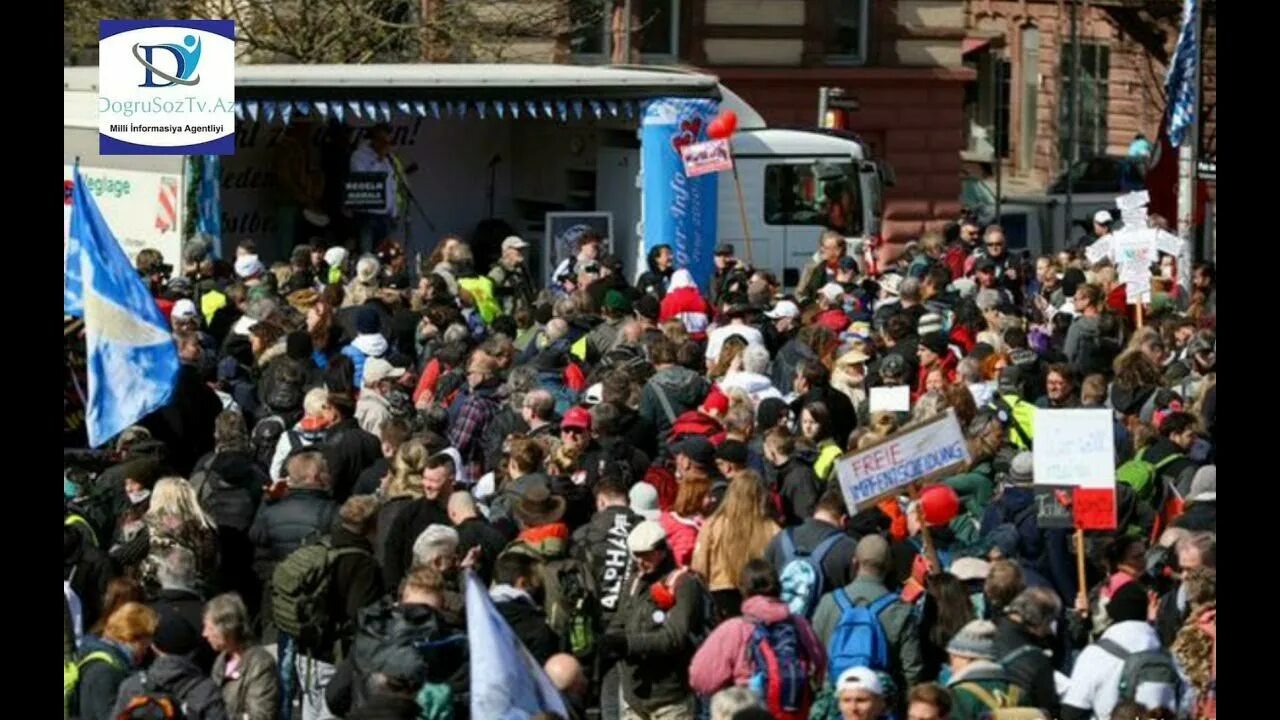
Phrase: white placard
[
  {"left": 1114, "top": 230, "right": 1157, "bottom": 275},
  {"left": 1154, "top": 229, "right": 1182, "bottom": 256},
  {"left": 1115, "top": 190, "right": 1151, "bottom": 212},
  {"left": 869, "top": 385, "right": 911, "bottom": 413},
  {"left": 835, "top": 409, "right": 971, "bottom": 512},
  {"left": 63, "top": 165, "right": 184, "bottom": 266},
  {"left": 1085, "top": 236, "right": 1113, "bottom": 265},
  {"left": 1033, "top": 409, "right": 1116, "bottom": 489},
  {"left": 1120, "top": 209, "right": 1150, "bottom": 230},
  {"left": 1125, "top": 278, "right": 1152, "bottom": 305}
]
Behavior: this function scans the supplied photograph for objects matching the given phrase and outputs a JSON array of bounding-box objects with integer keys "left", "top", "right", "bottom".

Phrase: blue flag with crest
[{"left": 67, "top": 165, "right": 180, "bottom": 447}]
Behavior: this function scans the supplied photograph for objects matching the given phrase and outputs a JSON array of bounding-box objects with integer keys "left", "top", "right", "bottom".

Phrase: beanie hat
[
  {"left": 757, "top": 397, "right": 790, "bottom": 431},
  {"left": 286, "top": 331, "right": 313, "bottom": 361},
  {"left": 635, "top": 294, "right": 660, "bottom": 322},
  {"left": 1106, "top": 581, "right": 1149, "bottom": 623},
  {"left": 946, "top": 619, "right": 997, "bottom": 660},
  {"left": 356, "top": 306, "right": 381, "bottom": 335},
  {"left": 605, "top": 289, "right": 633, "bottom": 314},
  {"left": 918, "top": 313, "right": 944, "bottom": 336},
  {"left": 1007, "top": 451, "right": 1034, "bottom": 484},
  {"left": 153, "top": 611, "right": 201, "bottom": 656},
  {"left": 715, "top": 439, "right": 749, "bottom": 466}
]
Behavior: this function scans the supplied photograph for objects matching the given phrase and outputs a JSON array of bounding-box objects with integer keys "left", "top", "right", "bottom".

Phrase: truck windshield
[{"left": 764, "top": 162, "right": 863, "bottom": 236}]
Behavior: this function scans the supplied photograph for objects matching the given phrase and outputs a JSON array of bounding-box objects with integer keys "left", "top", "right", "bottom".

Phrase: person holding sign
[{"left": 349, "top": 124, "right": 400, "bottom": 253}]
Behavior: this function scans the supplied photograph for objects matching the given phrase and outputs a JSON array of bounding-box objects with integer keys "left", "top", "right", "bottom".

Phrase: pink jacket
[
  {"left": 688, "top": 596, "right": 827, "bottom": 696},
  {"left": 659, "top": 512, "right": 702, "bottom": 567}
]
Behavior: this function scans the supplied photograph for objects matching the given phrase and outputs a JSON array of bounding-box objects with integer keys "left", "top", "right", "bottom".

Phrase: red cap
[
  {"left": 919, "top": 484, "right": 961, "bottom": 527},
  {"left": 561, "top": 406, "right": 593, "bottom": 431},
  {"left": 700, "top": 385, "right": 730, "bottom": 417}
]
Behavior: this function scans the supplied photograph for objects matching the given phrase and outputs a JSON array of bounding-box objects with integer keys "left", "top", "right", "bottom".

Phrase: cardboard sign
[
  {"left": 1032, "top": 409, "right": 1115, "bottom": 489},
  {"left": 1120, "top": 209, "right": 1150, "bottom": 231},
  {"left": 1154, "top": 228, "right": 1182, "bottom": 256},
  {"left": 344, "top": 172, "right": 388, "bottom": 209},
  {"left": 1125, "top": 277, "right": 1152, "bottom": 305},
  {"left": 1073, "top": 487, "right": 1117, "bottom": 530},
  {"left": 1114, "top": 231, "right": 1156, "bottom": 274},
  {"left": 680, "top": 138, "right": 734, "bottom": 178},
  {"left": 869, "top": 385, "right": 911, "bottom": 413},
  {"left": 835, "top": 409, "right": 970, "bottom": 514},
  {"left": 1115, "top": 190, "right": 1151, "bottom": 212},
  {"left": 1034, "top": 486, "right": 1076, "bottom": 530},
  {"left": 1085, "top": 236, "right": 1112, "bottom": 264}
]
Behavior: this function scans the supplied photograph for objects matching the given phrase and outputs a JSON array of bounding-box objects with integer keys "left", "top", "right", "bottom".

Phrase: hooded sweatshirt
[
  {"left": 640, "top": 366, "right": 711, "bottom": 442},
  {"left": 688, "top": 595, "right": 827, "bottom": 695},
  {"left": 719, "top": 371, "right": 784, "bottom": 409},
  {"left": 571, "top": 506, "right": 643, "bottom": 622},
  {"left": 342, "top": 333, "right": 389, "bottom": 388},
  {"left": 659, "top": 269, "right": 713, "bottom": 340}
]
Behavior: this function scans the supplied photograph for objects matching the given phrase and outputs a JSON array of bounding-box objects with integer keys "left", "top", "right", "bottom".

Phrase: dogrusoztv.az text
[{"left": 98, "top": 96, "right": 235, "bottom": 117}]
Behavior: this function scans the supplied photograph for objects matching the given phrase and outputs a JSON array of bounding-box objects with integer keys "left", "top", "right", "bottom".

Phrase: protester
[
  {"left": 691, "top": 471, "right": 781, "bottom": 620},
  {"left": 204, "top": 592, "right": 278, "bottom": 720},
  {"left": 73, "top": 602, "right": 159, "bottom": 720}
]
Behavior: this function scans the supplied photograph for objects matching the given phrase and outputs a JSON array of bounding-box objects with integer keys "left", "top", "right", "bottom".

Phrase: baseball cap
[
  {"left": 879, "top": 273, "right": 903, "bottom": 297},
  {"left": 502, "top": 235, "right": 530, "bottom": 252},
  {"left": 363, "top": 358, "right": 406, "bottom": 386},
  {"left": 584, "top": 383, "right": 604, "bottom": 406},
  {"left": 1094, "top": 209, "right": 1114, "bottom": 226},
  {"left": 715, "top": 243, "right": 735, "bottom": 256},
  {"left": 562, "top": 407, "right": 592, "bottom": 432},
  {"left": 171, "top": 298, "right": 198, "bottom": 322},
  {"left": 234, "top": 254, "right": 266, "bottom": 279},
  {"left": 627, "top": 520, "right": 668, "bottom": 554},
  {"left": 764, "top": 300, "right": 800, "bottom": 320},
  {"left": 835, "top": 667, "right": 884, "bottom": 698},
  {"left": 715, "top": 439, "right": 749, "bottom": 466},
  {"left": 819, "top": 283, "right": 845, "bottom": 304},
  {"left": 838, "top": 256, "right": 859, "bottom": 271},
  {"left": 671, "top": 435, "right": 715, "bottom": 468}
]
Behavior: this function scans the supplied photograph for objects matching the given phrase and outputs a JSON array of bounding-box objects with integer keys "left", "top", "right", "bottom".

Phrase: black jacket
[
  {"left": 493, "top": 588, "right": 559, "bottom": 663},
  {"left": 771, "top": 338, "right": 818, "bottom": 396},
  {"left": 771, "top": 458, "right": 821, "bottom": 527},
  {"left": 65, "top": 527, "right": 115, "bottom": 636},
  {"left": 140, "top": 363, "right": 222, "bottom": 476},
  {"left": 571, "top": 506, "right": 643, "bottom": 624},
  {"left": 312, "top": 525, "right": 385, "bottom": 662},
  {"left": 348, "top": 693, "right": 422, "bottom": 720},
  {"left": 992, "top": 615, "right": 1059, "bottom": 717},
  {"left": 455, "top": 516, "right": 509, "bottom": 585},
  {"left": 149, "top": 588, "right": 217, "bottom": 674},
  {"left": 249, "top": 487, "right": 337, "bottom": 575},
  {"left": 1172, "top": 500, "right": 1215, "bottom": 532},
  {"left": 1143, "top": 437, "right": 1199, "bottom": 493},
  {"left": 111, "top": 654, "right": 228, "bottom": 720},
  {"left": 580, "top": 437, "right": 651, "bottom": 491},
  {"left": 354, "top": 457, "right": 391, "bottom": 496},
  {"left": 615, "top": 407, "right": 659, "bottom": 463},
  {"left": 480, "top": 403, "right": 528, "bottom": 475},
  {"left": 763, "top": 519, "right": 857, "bottom": 601},
  {"left": 382, "top": 499, "right": 452, "bottom": 591},
  {"left": 192, "top": 449, "right": 269, "bottom": 531},
  {"left": 322, "top": 417, "right": 383, "bottom": 504},
  {"left": 75, "top": 635, "right": 136, "bottom": 720}
]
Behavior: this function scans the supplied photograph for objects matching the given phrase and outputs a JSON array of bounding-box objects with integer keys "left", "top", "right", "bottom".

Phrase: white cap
[
  {"left": 171, "top": 298, "right": 198, "bottom": 322},
  {"left": 627, "top": 520, "right": 668, "bottom": 553},
  {"left": 764, "top": 300, "right": 800, "bottom": 320},
  {"left": 324, "top": 246, "right": 349, "bottom": 268},
  {"left": 1094, "top": 210, "right": 1114, "bottom": 226},
  {"left": 584, "top": 383, "right": 603, "bottom": 405},
  {"left": 819, "top": 283, "right": 845, "bottom": 304},
  {"left": 234, "top": 254, "right": 265, "bottom": 279},
  {"left": 502, "top": 235, "right": 529, "bottom": 251},
  {"left": 836, "top": 667, "right": 884, "bottom": 698},
  {"left": 880, "top": 273, "right": 903, "bottom": 297},
  {"left": 629, "top": 483, "right": 660, "bottom": 521},
  {"left": 362, "top": 358, "right": 406, "bottom": 386}
]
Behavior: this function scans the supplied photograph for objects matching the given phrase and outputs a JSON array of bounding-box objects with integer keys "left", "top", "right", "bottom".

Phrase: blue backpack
[
  {"left": 778, "top": 530, "right": 844, "bottom": 618},
  {"left": 827, "top": 591, "right": 898, "bottom": 683},
  {"left": 747, "top": 619, "right": 812, "bottom": 720}
]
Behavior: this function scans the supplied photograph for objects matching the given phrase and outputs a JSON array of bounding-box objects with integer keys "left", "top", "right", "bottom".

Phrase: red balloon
[
  {"left": 707, "top": 110, "right": 739, "bottom": 140},
  {"left": 919, "top": 485, "right": 961, "bottom": 527}
]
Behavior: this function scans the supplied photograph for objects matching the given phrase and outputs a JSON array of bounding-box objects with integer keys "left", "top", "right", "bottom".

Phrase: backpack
[
  {"left": 747, "top": 619, "right": 812, "bottom": 720},
  {"left": 114, "top": 673, "right": 187, "bottom": 720},
  {"left": 272, "top": 537, "right": 372, "bottom": 649},
  {"left": 541, "top": 558, "right": 601, "bottom": 659},
  {"left": 954, "top": 681, "right": 1024, "bottom": 714},
  {"left": 1116, "top": 448, "right": 1184, "bottom": 503},
  {"left": 348, "top": 600, "right": 469, "bottom": 714},
  {"left": 189, "top": 455, "right": 255, "bottom": 533},
  {"left": 64, "top": 650, "right": 121, "bottom": 717},
  {"left": 1096, "top": 639, "right": 1181, "bottom": 705},
  {"left": 778, "top": 529, "right": 844, "bottom": 618},
  {"left": 595, "top": 441, "right": 638, "bottom": 489},
  {"left": 251, "top": 414, "right": 290, "bottom": 470},
  {"left": 827, "top": 591, "right": 898, "bottom": 682}
]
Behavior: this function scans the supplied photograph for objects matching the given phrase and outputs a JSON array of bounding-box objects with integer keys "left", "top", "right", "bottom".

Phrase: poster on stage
[
  {"left": 545, "top": 212, "right": 614, "bottom": 285},
  {"left": 344, "top": 172, "right": 388, "bottom": 209},
  {"left": 834, "top": 410, "right": 970, "bottom": 514}
]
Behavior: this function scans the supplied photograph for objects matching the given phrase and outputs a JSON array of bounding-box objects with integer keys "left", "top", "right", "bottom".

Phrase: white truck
[{"left": 65, "top": 64, "right": 886, "bottom": 286}]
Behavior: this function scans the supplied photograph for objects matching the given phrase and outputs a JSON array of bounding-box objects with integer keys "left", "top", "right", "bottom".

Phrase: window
[
  {"left": 824, "top": 0, "right": 869, "bottom": 63},
  {"left": 763, "top": 162, "right": 864, "bottom": 236},
  {"left": 1058, "top": 42, "right": 1110, "bottom": 165},
  {"left": 570, "top": 0, "right": 679, "bottom": 62},
  {"left": 1019, "top": 26, "right": 1040, "bottom": 173}
]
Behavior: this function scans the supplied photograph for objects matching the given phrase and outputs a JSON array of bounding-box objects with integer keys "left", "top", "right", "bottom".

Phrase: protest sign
[
  {"left": 834, "top": 409, "right": 970, "bottom": 514},
  {"left": 1073, "top": 487, "right": 1118, "bottom": 530},
  {"left": 1114, "top": 231, "right": 1156, "bottom": 276},
  {"left": 1034, "top": 486, "right": 1075, "bottom": 530},
  {"left": 1154, "top": 228, "right": 1181, "bottom": 255},
  {"left": 1115, "top": 190, "right": 1150, "bottom": 212},
  {"left": 680, "top": 138, "right": 734, "bottom": 178},
  {"left": 1032, "top": 409, "right": 1115, "bottom": 488},
  {"left": 869, "top": 385, "right": 911, "bottom": 413},
  {"left": 1126, "top": 277, "right": 1152, "bottom": 305},
  {"left": 1085, "top": 236, "right": 1112, "bottom": 264},
  {"left": 344, "top": 172, "right": 388, "bottom": 209}
]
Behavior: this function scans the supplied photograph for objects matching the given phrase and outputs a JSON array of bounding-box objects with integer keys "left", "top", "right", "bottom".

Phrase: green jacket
[
  {"left": 812, "top": 577, "right": 923, "bottom": 694},
  {"left": 944, "top": 462, "right": 996, "bottom": 553},
  {"left": 947, "top": 660, "right": 1024, "bottom": 720}
]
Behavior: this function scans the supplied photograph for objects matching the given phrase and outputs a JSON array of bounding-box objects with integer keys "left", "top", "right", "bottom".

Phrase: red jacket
[
  {"left": 659, "top": 510, "right": 702, "bottom": 567},
  {"left": 669, "top": 410, "right": 727, "bottom": 446},
  {"left": 660, "top": 287, "right": 713, "bottom": 341},
  {"left": 943, "top": 243, "right": 969, "bottom": 281},
  {"left": 815, "top": 308, "right": 851, "bottom": 334},
  {"left": 913, "top": 351, "right": 958, "bottom": 402},
  {"left": 950, "top": 325, "right": 977, "bottom": 355}
]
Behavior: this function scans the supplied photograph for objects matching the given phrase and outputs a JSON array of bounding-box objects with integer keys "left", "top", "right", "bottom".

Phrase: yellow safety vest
[{"left": 458, "top": 276, "right": 501, "bottom": 325}]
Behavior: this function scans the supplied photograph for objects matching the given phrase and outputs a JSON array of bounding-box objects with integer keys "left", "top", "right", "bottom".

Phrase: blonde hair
[
  {"left": 146, "top": 477, "right": 215, "bottom": 531},
  {"left": 103, "top": 602, "right": 159, "bottom": 645},
  {"left": 700, "top": 471, "right": 778, "bottom": 585},
  {"left": 304, "top": 387, "right": 329, "bottom": 417},
  {"left": 387, "top": 439, "right": 429, "bottom": 500},
  {"left": 661, "top": 319, "right": 689, "bottom": 345}
]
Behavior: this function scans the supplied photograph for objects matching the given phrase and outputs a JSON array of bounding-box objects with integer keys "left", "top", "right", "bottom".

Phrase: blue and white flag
[
  {"left": 465, "top": 570, "right": 569, "bottom": 720},
  {"left": 1165, "top": 0, "right": 1199, "bottom": 147},
  {"left": 67, "top": 167, "right": 180, "bottom": 448}
]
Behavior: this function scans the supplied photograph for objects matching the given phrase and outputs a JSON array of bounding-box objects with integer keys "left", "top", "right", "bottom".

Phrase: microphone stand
[{"left": 394, "top": 160, "right": 437, "bottom": 247}]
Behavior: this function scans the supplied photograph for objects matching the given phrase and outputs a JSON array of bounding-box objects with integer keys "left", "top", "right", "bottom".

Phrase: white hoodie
[
  {"left": 719, "top": 371, "right": 783, "bottom": 409},
  {"left": 1062, "top": 620, "right": 1177, "bottom": 719}
]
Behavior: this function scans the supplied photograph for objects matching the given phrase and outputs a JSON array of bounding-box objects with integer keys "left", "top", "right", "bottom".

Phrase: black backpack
[
  {"left": 348, "top": 601, "right": 468, "bottom": 713},
  {"left": 251, "top": 414, "right": 292, "bottom": 471},
  {"left": 115, "top": 673, "right": 187, "bottom": 720},
  {"left": 189, "top": 454, "right": 254, "bottom": 533}
]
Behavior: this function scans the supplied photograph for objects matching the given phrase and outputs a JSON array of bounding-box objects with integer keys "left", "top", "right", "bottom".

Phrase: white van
[{"left": 65, "top": 64, "right": 883, "bottom": 286}]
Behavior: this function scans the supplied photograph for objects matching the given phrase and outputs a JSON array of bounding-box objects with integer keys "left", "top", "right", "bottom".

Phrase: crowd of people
[{"left": 63, "top": 215, "right": 1217, "bottom": 720}]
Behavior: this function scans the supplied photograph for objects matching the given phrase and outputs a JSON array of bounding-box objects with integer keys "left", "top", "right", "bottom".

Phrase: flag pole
[{"left": 1175, "top": 0, "right": 1203, "bottom": 297}]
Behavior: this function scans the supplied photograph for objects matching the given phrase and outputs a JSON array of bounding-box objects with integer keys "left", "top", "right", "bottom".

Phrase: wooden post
[
  {"left": 909, "top": 484, "right": 941, "bottom": 575},
  {"left": 730, "top": 161, "right": 753, "bottom": 267},
  {"left": 1075, "top": 528, "right": 1088, "bottom": 611},
  {"left": 1135, "top": 298, "right": 1145, "bottom": 329}
]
